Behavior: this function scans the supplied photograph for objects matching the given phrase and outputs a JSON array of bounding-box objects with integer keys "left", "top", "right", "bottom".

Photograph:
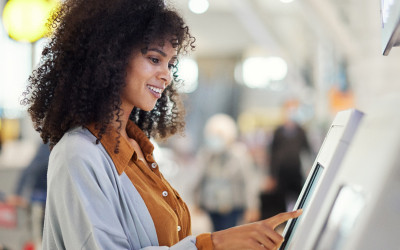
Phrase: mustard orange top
[{"left": 87, "top": 121, "right": 213, "bottom": 249}]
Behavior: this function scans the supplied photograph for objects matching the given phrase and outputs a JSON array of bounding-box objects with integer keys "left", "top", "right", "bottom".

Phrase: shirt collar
[
  {"left": 86, "top": 120, "right": 155, "bottom": 175},
  {"left": 126, "top": 121, "right": 154, "bottom": 157}
]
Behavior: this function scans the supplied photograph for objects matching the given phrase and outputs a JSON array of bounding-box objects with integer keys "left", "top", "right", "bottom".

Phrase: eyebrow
[
  {"left": 148, "top": 48, "right": 166, "bottom": 57},
  {"left": 147, "top": 48, "right": 177, "bottom": 60}
]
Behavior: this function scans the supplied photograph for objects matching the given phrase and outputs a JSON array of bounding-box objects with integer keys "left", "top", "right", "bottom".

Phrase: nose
[{"left": 159, "top": 64, "right": 172, "bottom": 86}]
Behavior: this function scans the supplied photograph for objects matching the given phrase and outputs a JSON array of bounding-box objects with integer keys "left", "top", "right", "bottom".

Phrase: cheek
[
  {"left": 126, "top": 66, "right": 142, "bottom": 89},
  {"left": 124, "top": 79, "right": 141, "bottom": 96},
  {"left": 129, "top": 63, "right": 153, "bottom": 83},
  {"left": 138, "top": 64, "right": 154, "bottom": 78}
]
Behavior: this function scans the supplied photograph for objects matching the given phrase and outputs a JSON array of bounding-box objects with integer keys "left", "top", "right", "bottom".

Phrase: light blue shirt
[{"left": 43, "top": 127, "right": 198, "bottom": 249}]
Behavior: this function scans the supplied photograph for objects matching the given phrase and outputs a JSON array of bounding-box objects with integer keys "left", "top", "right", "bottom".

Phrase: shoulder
[
  {"left": 53, "top": 127, "right": 101, "bottom": 158},
  {"left": 49, "top": 127, "right": 111, "bottom": 175},
  {"left": 57, "top": 126, "right": 97, "bottom": 148}
]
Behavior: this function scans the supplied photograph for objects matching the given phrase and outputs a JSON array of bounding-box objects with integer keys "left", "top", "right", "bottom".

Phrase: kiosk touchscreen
[
  {"left": 308, "top": 95, "right": 400, "bottom": 250},
  {"left": 280, "top": 109, "right": 364, "bottom": 250}
]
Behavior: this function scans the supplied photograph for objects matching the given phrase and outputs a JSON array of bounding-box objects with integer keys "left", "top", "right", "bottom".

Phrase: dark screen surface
[{"left": 280, "top": 163, "right": 324, "bottom": 250}]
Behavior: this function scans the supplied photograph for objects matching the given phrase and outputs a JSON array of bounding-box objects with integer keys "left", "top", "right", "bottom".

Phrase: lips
[{"left": 147, "top": 84, "right": 164, "bottom": 98}]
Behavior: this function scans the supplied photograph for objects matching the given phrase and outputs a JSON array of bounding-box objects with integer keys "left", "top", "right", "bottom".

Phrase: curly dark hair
[{"left": 22, "top": 0, "right": 195, "bottom": 150}]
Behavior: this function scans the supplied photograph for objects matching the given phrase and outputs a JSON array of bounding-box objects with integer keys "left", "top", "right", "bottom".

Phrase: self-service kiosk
[
  {"left": 281, "top": 94, "right": 400, "bottom": 250},
  {"left": 280, "top": 109, "right": 364, "bottom": 250}
]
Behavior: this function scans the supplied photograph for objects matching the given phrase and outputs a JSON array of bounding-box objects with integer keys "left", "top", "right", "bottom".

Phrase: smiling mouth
[{"left": 147, "top": 85, "right": 163, "bottom": 98}]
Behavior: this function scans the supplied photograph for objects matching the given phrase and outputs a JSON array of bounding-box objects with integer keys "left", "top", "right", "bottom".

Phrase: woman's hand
[{"left": 211, "top": 209, "right": 302, "bottom": 250}]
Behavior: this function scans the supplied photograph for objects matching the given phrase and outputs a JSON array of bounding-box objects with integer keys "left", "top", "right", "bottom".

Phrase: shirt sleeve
[
  {"left": 43, "top": 137, "right": 131, "bottom": 250},
  {"left": 195, "top": 233, "right": 213, "bottom": 250},
  {"left": 139, "top": 235, "right": 210, "bottom": 250}
]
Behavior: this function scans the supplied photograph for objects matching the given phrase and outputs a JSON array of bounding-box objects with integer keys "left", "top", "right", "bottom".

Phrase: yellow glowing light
[{"left": 2, "top": 0, "right": 57, "bottom": 43}]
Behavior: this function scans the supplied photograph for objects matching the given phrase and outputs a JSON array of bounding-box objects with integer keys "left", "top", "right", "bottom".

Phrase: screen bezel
[{"left": 280, "top": 162, "right": 325, "bottom": 250}]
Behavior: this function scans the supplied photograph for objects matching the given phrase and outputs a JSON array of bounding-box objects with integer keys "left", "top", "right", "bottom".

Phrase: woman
[
  {"left": 195, "top": 114, "right": 261, "bottom": 231},
  {"left": 22, "top": 0, "right": 301, "bottom": 249}
]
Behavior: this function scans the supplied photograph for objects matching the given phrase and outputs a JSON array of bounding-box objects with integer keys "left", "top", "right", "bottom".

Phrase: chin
[{"left": 138, "top": 103, "right": 157, "bottom": 112}]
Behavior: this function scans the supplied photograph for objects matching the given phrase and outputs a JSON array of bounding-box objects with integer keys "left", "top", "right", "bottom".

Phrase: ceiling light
[
  {"left": 2, "top": 0, "right": 58, "bottom": 43},
  {"left": 188, "top": 0, "right": 209, "bottom": 15},
  {"left": 242, "top": 56, "right": 288, "bottom": 88}
]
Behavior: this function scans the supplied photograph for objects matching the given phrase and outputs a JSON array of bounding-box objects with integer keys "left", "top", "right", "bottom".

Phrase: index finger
[{"left": 264, "top": 209, "right": 303, "bottom": 229}]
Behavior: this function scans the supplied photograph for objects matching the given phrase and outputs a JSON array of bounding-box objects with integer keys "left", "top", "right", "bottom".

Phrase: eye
[
  {"left": 149, "top": 57, "right": 160, "bottom": 64},
  {"left": 168, "top": 63, "right": 177, "bottom": 70}
]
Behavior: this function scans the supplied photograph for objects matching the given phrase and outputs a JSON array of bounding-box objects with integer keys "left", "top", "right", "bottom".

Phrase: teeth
[{"left": 148, "top": 85, "right": 162, "bottom": 94}]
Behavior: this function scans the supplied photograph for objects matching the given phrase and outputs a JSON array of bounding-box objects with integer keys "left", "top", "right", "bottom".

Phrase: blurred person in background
[
  {"left": 194, "top": 114, "right": 261, "bottom": 231},
  {"left": 266, "top": 100, "right": 312, "bottom": 215},
  {"left": 22, "top": 0, "right": 302, "bottom": 249},
  {"left": 6, "top": 142, "right": 49, "bottom": 208},
  {"left": 6, "top": 142, "right": 50, "bottom": 249}
]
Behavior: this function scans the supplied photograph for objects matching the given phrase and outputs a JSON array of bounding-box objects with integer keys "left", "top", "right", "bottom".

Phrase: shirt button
[
  {"left": 177, "top": 226, "right": 181, "bottom": 232},
  {"left": 162, "top": 191, "right": 168, "bottom": 197},
  {"left": 151, "top": 163, "right": 158, "bottom": 169}
]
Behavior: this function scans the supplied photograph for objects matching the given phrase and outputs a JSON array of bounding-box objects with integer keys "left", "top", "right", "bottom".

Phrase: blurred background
[{"left": 0, "top": 0, "right": 400, "bottom": 249}]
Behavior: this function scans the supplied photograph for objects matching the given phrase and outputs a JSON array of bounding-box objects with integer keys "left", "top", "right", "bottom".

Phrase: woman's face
[{"left": 121, "top": 42, "right": 178, "bottom": 112}]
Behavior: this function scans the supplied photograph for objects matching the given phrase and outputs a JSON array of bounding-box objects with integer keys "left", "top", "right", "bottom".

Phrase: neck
[{"left": 112, "top": 105, "right": 133, "bottom": 140}]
